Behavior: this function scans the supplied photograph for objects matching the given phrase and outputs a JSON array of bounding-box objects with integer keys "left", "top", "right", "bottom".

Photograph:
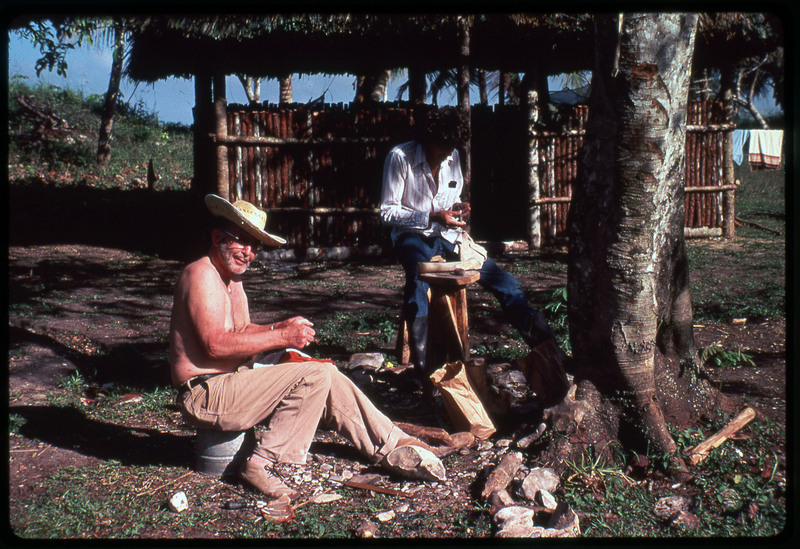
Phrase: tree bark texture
[
  {"left": 567, "top": 13, "right": 726, "bottom": 462},
  {"left": 96, "top": 20, "right": 124, "bottom": 169}
]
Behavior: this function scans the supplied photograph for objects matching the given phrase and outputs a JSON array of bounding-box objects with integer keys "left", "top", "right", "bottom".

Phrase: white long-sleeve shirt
[{"left": 380, "top": 141, "right": 464, "bottom": 245}]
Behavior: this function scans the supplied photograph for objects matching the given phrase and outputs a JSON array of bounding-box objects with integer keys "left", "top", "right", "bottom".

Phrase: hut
[{"left": 126, "top": 13, "right": 779, "bottom": 252}]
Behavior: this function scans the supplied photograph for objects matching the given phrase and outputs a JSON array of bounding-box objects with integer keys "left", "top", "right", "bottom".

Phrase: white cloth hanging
[{"left": 748, "top": 129, "right": 783, "bottom": 170}]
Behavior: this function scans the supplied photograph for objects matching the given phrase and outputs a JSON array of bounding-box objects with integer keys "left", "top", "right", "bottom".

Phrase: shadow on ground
[
  {"left": 9, "top": 405, "right": 193, "bottom": 469},
  {"left": 9, "top": 182, "right": 209, "bottom": 261}
]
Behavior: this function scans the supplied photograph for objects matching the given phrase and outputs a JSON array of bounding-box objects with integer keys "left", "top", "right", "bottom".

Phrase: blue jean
[{"left": 394, "top": 232, "right": 554, "bottom": 345}]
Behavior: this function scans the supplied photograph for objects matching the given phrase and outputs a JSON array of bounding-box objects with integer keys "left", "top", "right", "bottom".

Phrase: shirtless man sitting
[{"left": 169, "top": 194, "right": 445, "bottom": 500}]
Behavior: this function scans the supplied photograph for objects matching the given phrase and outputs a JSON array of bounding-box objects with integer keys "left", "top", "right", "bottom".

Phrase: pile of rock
[{"left": 479, "top": 451, "right": 580, "bottom": 538}]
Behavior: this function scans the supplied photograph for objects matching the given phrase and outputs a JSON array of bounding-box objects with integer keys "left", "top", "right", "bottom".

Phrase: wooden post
[
  {"left": 722, "top": 91, "right": 736, "bottom": 238},
  {"left": 193, "top": 72, "right": 213, "bottom": 196},
  {"left": 527, "top": 89, "right": 541, "bottom": 249},
  {"left": 457, "top": 15, "right": 472, "bottom": 205},
  {"left": 214, "top": 78, "right": 229, "bottom": 201}
]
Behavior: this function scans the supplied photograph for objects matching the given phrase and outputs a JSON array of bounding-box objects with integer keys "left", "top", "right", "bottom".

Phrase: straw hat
[{"left": 204, "top": 194, "right": 286, "bottom": 247}]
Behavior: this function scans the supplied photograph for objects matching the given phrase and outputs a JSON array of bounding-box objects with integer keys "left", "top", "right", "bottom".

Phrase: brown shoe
[
  {"left": 381, "top": 445, "right": 447, "bottom": 482},
  {"left": 240, "top": 459, "right": 301, "bottom": 502}
]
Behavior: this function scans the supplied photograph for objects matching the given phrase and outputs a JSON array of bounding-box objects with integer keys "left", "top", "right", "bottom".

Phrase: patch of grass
[
  {"left": 9, "top": 413, "right": 26, "bottom": 436},
  {"left": 688, "top": 415, "right": 786, "bottom": 537},
  {"left": 470, "top": 340, "right": 528, "bottom": 363},
  {"left": 316, "top": 310, "right": 398, "bottom": 354},
  {"left": 687, "top": 162, "right": 785, "bottom": 324},
  {"left": 11, "top": 463, "right": 217, "bottom": 539},
  {"left": 560, "top": 413, "right": 786, "bottom": 537}
]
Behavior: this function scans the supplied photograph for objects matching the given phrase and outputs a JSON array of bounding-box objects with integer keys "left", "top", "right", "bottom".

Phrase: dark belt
[{"left": 177, "top": 373, "right": 220, "bottom": 395}]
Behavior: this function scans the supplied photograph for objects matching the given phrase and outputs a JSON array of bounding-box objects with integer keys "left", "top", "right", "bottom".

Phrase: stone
[
  {"left": 349, "top": 473, "right": 384, "bottom": 485},
  {"left": 537, "top": 489, "right": 558, "bottom": 510},
  {"left": 488, "top": 489, "right": 516, "bottom": 514},
  {"left": 168, "top": 491, "right": 188, "bottom": 513},
  {"left": 654, "top": 495, "right": 694, "bottom": 519},
  {"left": 349, "top": 353, "right": 385, "bottom": 371},
  {"left": 544, "top": 501, "right": 581, "bottom": 537},
  {"left": 382, "top": 445, "right": 447, "bottom": 482},
  {"left": 521, "top": 467, "right": 560, "bottom": 501},
  {"left": 450, "top": 432, "right": 476, "bottom": 449},
  {"left": 311, "top": 493, "right": 343, "bottom": 504},
  {"left": 375, "top": 510, "right": 395, "bottom": 522},
  {"left": 543, "top": 398, "right": 588, "bottom": 432},
  {"left": 476, "top": 440, "right": 494, "bottom": 451},
  {"left": 493, "top": 506, "right": 539, "bottom": 538},
  {"left": 671, "top": 509, "right": 700, "bottom": 530},
  {"left": 355, "top": 519, "right": 378, "bottom": 538},
  {"left": 517, "top": 423, "right": 547, "bottom": 449}
]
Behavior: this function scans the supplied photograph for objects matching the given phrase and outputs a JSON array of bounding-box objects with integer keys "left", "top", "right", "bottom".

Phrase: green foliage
[
  {"left": 9, "top": 414, "right": 26, "bottom": 436},
  {"left": 8, "top": 78, "right": 194, "bottom": 189},
  {"left": 470, "top": 340, "right": 528, "bottom": 363},
  {"left": 562, "top": 443, "right": 633, "bottom": 495},
  {"left": 700, "top": 342, "right": 756, "bottom": 369},
  {"left": 543, "top": 286, "right": 571, "bottom": 354}
]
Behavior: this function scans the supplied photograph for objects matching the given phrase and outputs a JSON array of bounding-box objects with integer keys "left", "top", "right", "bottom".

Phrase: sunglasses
[{"left": 221, "top": 230, "right": 263, "bottom": 252}]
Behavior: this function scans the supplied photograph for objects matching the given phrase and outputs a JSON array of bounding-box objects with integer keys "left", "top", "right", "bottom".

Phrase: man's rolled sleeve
[{"left": 380, "top": 147, "right": 429, "bottom": 230}]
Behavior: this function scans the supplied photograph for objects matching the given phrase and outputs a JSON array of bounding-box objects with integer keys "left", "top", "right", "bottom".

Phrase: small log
[
  {"left": 734, "top": 217, "right": 782, "bottom": 236},
  {"left": 684, "top": 227, "right": 723, "bottom": 238},
  {"left": 685, "top": 407, "right": 756, "bottom": 466},
  {"left": 395, "top": 422, "right": 453, "bottom": 447},
  {"left": 481, "top": 451, "right": 523, "bottom": 499}
]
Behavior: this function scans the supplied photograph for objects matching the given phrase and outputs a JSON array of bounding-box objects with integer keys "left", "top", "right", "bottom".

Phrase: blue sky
[{"left": 8, "top": 32, "right": 416, "bottom": 125}]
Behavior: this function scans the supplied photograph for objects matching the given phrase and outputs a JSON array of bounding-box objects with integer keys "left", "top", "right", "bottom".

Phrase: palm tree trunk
[
  {"left": 408, "top": 67, "right": 426, "bottom": 105},
  {"left": 372, "top": 69, "right": 391, "bottom": 101},
  {"left": 96, "top": 19, "right": 124, "bottom": 169},
  {"left": 279, "top": 74, "right": 292, "bottom": 105}
]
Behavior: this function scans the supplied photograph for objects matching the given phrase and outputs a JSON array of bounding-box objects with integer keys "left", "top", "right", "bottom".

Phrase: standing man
[
  {"left": 380, "top": 107, "right": 568, "bottom": 408},
  {"left": 169, "top": 194, "right": 445, "bottom": 501}
]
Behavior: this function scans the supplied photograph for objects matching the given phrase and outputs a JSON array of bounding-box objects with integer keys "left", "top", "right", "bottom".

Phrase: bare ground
[{"left": 7, "top": 243, "right": 786, "bottom": 538}]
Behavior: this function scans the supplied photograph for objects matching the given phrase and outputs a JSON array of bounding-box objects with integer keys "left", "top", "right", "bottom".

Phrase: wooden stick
[
  {"left": 135, "top": 472, "right": 192, "bottom": 497},
  {"left": 332, "top": 478, "right": 412, "bottom": 498},
  {"left": 734, "top": 217, "right": 782, "bottom": 235},
  {"left": 685, "top": 407, "right": 756, "bottom": 466}
]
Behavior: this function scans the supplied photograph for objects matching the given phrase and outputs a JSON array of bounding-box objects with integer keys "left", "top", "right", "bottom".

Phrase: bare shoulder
[{"left": 176, "top": 257, "right": 220, "bottom": 295}]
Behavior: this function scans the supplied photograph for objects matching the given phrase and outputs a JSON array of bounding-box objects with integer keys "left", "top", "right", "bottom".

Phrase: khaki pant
[{"left": 178, "top": 361, "right": 404, "bottom": 465}]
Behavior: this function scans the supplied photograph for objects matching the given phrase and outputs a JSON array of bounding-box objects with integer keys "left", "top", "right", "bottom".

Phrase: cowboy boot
[
  {"left": 516, "top": 338, "right": 571, "bottom": 408},
  {"left": 519, "top": 312, "right": 573, "bottom": 374},
  {"left": 408, "top": 315, "right": 430, "bottom": 389},
  {"left": 408, "top": 316, "right": 443, "bottom": 417}
]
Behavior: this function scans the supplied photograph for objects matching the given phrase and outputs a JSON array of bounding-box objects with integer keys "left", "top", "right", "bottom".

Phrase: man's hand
[
  {"left": 279, "top": 316, "right": 316, "bottom": 349},
  {"left": 431, "top": 209, "right": 467, "bottom": 228},
  {"left": 452, "top": 202, "right": 471, "bottom": 219}
]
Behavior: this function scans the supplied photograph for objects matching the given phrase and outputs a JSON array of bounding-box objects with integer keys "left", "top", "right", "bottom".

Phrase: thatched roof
[
  {"left": 126, "top": 14, "right": 593, "bottom": 82},
  {"left": 126, "top": 11, "right": 784, "bottom": 108}
]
